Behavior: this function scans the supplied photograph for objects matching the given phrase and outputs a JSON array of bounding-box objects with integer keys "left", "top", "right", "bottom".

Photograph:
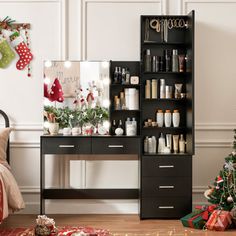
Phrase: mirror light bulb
[
  {"left": 64, "top": 61, "right": 71, "bottom": 68},
  {"left": 102, "top": 100, "right": 110, "bottom": 108},
  {"left": 44, "top": 77, "right": 50, "bottom": 85},
  {"left": 44, "top": 60, "right": 52, "bottom": 68}
]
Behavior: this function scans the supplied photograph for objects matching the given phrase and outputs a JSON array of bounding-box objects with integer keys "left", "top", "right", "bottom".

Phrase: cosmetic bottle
[
  {"left": 120, "top": 91, "right": 126, "bottom": 110},
  {"left": 166, "top": 134, "right": 172, "bottom": 152},
  {"left": 148, "top": 137, "right": 153, "bottom": 153},
  {"left": 172, "top": 49, "right": 179, "bottom": 72},
  {"left": 111, "top": 120, "right": 117, "bottom": 135},
  {"left": 159, "top": 56, "right": 164, "bottom": 71},
  {"left": 178, "top": 55, "right": 185, "bottom": 72},
  {"left": 156, "top": 109, "right": 164, "bottom": 127},
  {"left": 164, "top": 109, "right": 171, "bottom": 127},
  {"left": 144, "top": 136, "right": 149, "bottom": 153},
  {"left": 185, "top": 50, "right": 192, "bottom": 72},
  {"left": 125, "top": 118, "right": 133, "bottom": 136},
  {"left": 165, "top": 85, "right": 172, "bottom": 99},
  {"left": 172, "top": 109, "right": 180, "bottom": 127},
  {"left": 173, "top": 134, "right": 179, "bottom": 153},
  {"left": 151, "top": 136, "right": 157, "bottom": 153},
  {"left": 152, "top": 56, "right": 156, "bottom": 72},
  {"left": 144, "top": 49, "right": 151, "bottom": 72},
  {"left": 158, "top": 133, "right": 165, "bottom": 153},
  {"left": 145, "top": 80, "right": 151, "bottom": 99},
  {"left": 155, "top": 56, "right": 159, "bottom": 72},
  {"left": 115, "top": 120, "right": 124, "bottom": 136},
  {"left": 165, "top": 49, "right": 171, "bottom": 72},
  {"left": 113, "top": 67, "right": 119, "bottom": 84},
  {"left": 160, "top": 79, "right": 165, "bottom": 99},
  {"left": 125, "top": 67, "right": 130, "bottom": 84},
  {"left": 118, "top": 67, "right": 122, "bottom": 84},
  {"left": 121, "top": 68, "right": 126, "bottom": 84},
  {"left": 179, "top": 134, "right": 186, "bottom": 153},
  {"left": 174, "top": 84, "right": 183, "bottom": 99},
  {"left": 151, "top": 79, "right": 157, "bottom": 99},
  {"left": 132, "top": 117, "right": 137, "bottom": 135}
]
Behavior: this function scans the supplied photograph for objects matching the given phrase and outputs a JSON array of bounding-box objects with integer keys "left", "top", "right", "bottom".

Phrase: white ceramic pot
[
  {"left": 72, "top": 127, "right": 81, "bottom": 136},
  {"left": 63, "top": 127, "right": 71, "bottom": 135},
  {"left": 48, "top": 123, "right": 59, "bottom": 135}
]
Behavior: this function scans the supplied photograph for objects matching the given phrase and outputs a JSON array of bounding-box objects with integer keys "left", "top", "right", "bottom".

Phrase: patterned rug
[{"left": 0, "top": 226, "right": 110, "bottom": 236}]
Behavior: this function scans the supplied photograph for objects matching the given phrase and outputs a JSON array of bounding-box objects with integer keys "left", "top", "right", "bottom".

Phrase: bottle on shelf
[
  {"left": 165, "top": 85, "right": 172, "bottom": 99},
  {"left": 144, "top": 136, "right": 149, "bottom": 153},
  {"left": 114, "top": 96, "right": 121, "bottom": 110},
  {"left": 120, "top": 91, "right": 126, "bottom": 110},
  {"left": 185, "top": 50, "right": 192, "bottom": 72},
  {"left": 164, "top": 109, "right": 171, "bottom": 127},
  {"left": 160, "top": 79, "right": 165, "bottom": 99},
  {"left": 132, "top": 117, "right": 137, "bottom": 135},
  {"left": 179, "top": 134, "right": 186, "bottom": 153},
  {"left": 173, "top": 109, "right": 180, "bottom": 127},
  {"left": 118, "top": 67, "right": 122, "bottom": 83},
  {"left": 166, "top": 134, "right": 172, "bottom": 152},
  {"left": 144, "top": 49, "right": 151, "bottom": 72},
  {"left": 113, "top": 67, "right": 119, "bottom": 84},
  {"left": 111, "top": 120, "right": 117, "bottom": 135},
  {"left": 115, "top": 120, "right": 124, "bottom": 136},
  {"left": 173, "top": 134, "right": 179, "bottom": 153},
  {"left": 145, "top": 80, "right": 151, "bottom": 99},
  {"left": 151, "top": 79, "right": 157, "bottom": 99},
  {"left": 172, "top": 49, "right": 179, "bottom": 72},
  {"left": 125, "top": 67, "right": 130, "bottom": 84},
  {"left": 164, "top": 49, "right": 171, "bottom": 72},
  {"left": 155, "top": 56, "right": 159, "bottom": 72},
  {"left": 158, "top": 133, "right": 165, "bottom": 153},
  {"left": 121, "top": 68, "right": 126, "bottom": 84},
  {"left": 126, "top": 117, "right": 136, "bottom": 136},
  {"left": 156, "top": 109, "right": 164, "bottom": 127},
  {"left": 151, "top": 136, "right": 157, "bottom": 153},
  {"left": 152, "top": 56, "right": 156, "bottom": 72},
  {"left": 159, "top": 56, "right": 164, "bottom": 71}
]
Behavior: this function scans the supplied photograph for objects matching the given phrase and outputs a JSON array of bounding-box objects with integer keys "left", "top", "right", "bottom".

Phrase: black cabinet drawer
[
  {"left": 41, "top": 137, "right": 91, "bottom": 154},
  {"left": 142, "top": 156, "right": 192, "bottom": 177},
  {"left": 141, "top": 196, "right": 192, "bottom": 219},
  {"left": 142, "top": 177, "right": 191, "bottom": 197},
  {"left": 92, "top": 137, "right": 140, "bottom": 154}
]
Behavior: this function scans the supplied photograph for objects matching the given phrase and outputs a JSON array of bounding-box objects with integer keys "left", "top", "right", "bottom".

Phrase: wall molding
[
  {"left": 0, "top": 0, "right": 66, "bottom": 59},
  {"left": 180, "top": 0, "right": 236, "bottom": 14},
  {"left": 81, "top": 0, "right": 166, "bottom": 59}
]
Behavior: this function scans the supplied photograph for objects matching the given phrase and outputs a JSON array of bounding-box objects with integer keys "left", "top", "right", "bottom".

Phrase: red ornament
[
  {"left": 49, "top": 78, "right": 64, "bottom": 102},
  {"left": 216, "top": 176, "right": 223, "bottom": 184}
]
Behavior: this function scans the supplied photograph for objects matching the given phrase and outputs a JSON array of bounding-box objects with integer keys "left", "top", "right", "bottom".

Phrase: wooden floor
[{"left": 0, "top": 214, "right": 235, "bottom": 235}]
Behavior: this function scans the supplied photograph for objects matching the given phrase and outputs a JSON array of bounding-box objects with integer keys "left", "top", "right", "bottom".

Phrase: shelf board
[
  {"left": 143, "top": 153, "right": 191, "bottom": 156},
  {"left": 143, "top": 41, "right": 186, "bottom": 45},
  {"left": 143, "top": 72, "right": 190, "bottom": 75},
  {"left": 111, "top": 109, "right": 140, "bottom": 112},
  {"left": 143, "top": 98, "right": 186, "bottom": 101},
  {"left": 110, "top": 84, "right": 140, "bottom": 87},
  {"left": 142, "top": 126, "right": 186, "bottom": 130}
]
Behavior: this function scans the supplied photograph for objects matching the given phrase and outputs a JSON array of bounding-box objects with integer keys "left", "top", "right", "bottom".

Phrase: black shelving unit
[
  {"left": 110, "top": 61, "right": 141, "bottom": 136},
  {"left": 140, "top": 11, "right": 194, "bottom": 219}
]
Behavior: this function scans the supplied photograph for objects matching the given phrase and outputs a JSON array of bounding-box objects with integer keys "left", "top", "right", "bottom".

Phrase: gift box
[
  {"left": 181, "top": 205, "right": 217, "bottom": 229},
  {"left": 206, "top": 210, "right": 232, "bottom": 231}
]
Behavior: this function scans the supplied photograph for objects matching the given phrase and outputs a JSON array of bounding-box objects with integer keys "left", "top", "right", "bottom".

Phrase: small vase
[
  {"left": 63, "top": 127, "right": 71, "bottom": 135},
  {"left": 82, "top": 123, "right": 94, "bottom": 135},
  {"left": 72, "top": 127, "right": 81, "bottom": 136},
  {"left": 48, "top": 123, "right": 59, "bottom": 135}
]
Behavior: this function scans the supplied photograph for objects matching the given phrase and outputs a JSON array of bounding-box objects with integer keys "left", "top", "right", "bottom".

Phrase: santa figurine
[{"left": 86, "top": 81, "right": 96, "bottom": 108}]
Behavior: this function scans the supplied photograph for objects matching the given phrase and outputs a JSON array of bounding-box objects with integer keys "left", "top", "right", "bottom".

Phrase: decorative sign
[{"left": 44, "top": 61, "right": 80, "bottom": 98}]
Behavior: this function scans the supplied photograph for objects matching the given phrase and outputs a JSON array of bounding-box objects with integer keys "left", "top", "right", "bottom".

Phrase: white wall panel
[{"left": 83, "top": 0, "right": 165, "bottom": 60}]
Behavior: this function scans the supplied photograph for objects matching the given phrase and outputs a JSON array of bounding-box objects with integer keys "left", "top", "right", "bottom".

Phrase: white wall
[{"left": 0, "top": 0, "right": 235, "bottom": 214}]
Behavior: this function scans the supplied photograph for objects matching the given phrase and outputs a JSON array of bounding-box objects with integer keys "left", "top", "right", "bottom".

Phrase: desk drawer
[
  {"left": 142, "top": 177, "right": 191, "bottom": 197},
  {"left": 92, "top": 137, "right": 140, "bottom": 154},
  {"left": 141, "top": 196, "right": 192, "bottom": 219},
  {"left": 41, "top": 137, "right": 91, "bottom": 154},
  {"left": 142, "top": 156, "right": 192, "bottom": 177}
]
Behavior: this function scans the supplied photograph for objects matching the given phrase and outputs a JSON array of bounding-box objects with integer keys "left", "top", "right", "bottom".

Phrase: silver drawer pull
[
  {"left": 108, "top": 145, "right": 124, "bottom": 148},
  {"left": 159, "top": 186, "right": 174, "bottom": 189},
  {"left": 158, "top": 206, "right": 174, "bottom": 209},
  {"left": 158, "top": 165, "right": 174, "bottom": 168},
  {"left": 59, "top": 145, "right": 75, "bottom": 148}
]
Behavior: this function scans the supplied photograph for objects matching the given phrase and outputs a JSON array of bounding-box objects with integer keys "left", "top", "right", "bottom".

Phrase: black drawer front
[
  {"left": 92, "top": 137, "right": 140, "bottom": 154},
  {"left": 142, "top": 177, "right": 191, "bottom": 197},
  {"left": 41, "top": 137, "right": 91, "bottom": 154},
  {"left": 142, "top": 156, "right": 192, "bottom": 177},
  {"left": 141, "top": 196, "right": 192, "bottom": 219}
]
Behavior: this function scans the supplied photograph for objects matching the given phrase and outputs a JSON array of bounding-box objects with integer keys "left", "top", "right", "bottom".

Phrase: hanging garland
[{"left": 0, "top": 16, "right": 33, "bottom": 77}]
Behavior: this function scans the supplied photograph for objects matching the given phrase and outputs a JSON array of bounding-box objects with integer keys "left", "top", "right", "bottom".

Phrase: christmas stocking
[
  {"left": 0, "top": 38, "right": 15, "bottom": 68},
  {"left": 10, "top": 32, "right": 33, "bottom": 70}
]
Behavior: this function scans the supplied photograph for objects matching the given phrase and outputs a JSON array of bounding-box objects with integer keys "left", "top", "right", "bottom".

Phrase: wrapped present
[
  {"left": 206, "top": 210, "right": 232, "bottom": 231},
  {"left": 181, "top": 205, "right": 217, "bottom": 229}
]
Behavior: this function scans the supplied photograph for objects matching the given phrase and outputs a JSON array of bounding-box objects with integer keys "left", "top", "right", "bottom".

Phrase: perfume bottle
[
  {"left": 113, "top": 67, "right": 119, "bottom": 84},
  {"left": 111, "top": 120, "right": 117, "bottom": 135},
  {"left": 165, "top": 49, "right": 171, "bottom": 72},
  {"left": 172, "top": 49, "right": 178, "bottom": 72},
  {"left": 121, "top": 68, "right": 126, "bottom": 84},
  {"left": 144, "top": 49, "right": 151, "bottom": 72},
  {"left": 125, "top": 67, "right": 130, "bottom": 84}
]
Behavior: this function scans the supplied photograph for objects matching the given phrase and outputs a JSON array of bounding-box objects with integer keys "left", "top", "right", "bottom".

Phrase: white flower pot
[{"left": 48, "top": 123, "right": 59, "bottom": 135}]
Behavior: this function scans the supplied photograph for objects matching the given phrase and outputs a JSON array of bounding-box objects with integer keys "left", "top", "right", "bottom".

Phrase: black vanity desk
[{"left": 40, "top": 135, "right": 140, "bottom": 214}]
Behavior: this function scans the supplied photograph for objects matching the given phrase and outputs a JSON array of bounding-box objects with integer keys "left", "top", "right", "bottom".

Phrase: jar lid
[
  {"left": 165, "top": 109, "right": 171, "bottom": 113},
  {"left": 173, "top": 109, "right": 179, "bottom": 113}
]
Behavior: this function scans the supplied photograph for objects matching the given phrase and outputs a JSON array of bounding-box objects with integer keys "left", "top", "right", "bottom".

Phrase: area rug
[{"left": 0, "top": 226, "right": 110, "bottom": 236}]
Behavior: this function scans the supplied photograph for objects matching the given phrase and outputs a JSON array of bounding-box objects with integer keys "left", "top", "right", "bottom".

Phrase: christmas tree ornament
[
  {"left": 227, "top": 196, "right": 234, "bottom": 203},
  {"left": 9, "top": 31, "right": 33, "bottom": 70},
  {"left": 0, "top": 38, "right": 15, "bottom": 68},
  {"left": 49, "top": 78, "right": 64, "bottom": 102}
]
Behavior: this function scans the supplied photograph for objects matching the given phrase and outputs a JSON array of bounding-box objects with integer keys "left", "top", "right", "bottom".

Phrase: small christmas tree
[
  {"left": 206, "top": 129, "right": 236, "bottom": 211},
  {"left": 48, "top": 78, "right": 64, "bottom": 102}
]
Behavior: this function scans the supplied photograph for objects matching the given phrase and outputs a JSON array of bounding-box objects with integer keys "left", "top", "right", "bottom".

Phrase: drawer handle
[
  {"left": 108, "top": 145, "right": 124, "bottom": 148},
  {"left": 158, "top": 165, "right": 174, "bottom": 168},
  {"left": 159, "top": 186, "right": 174, "bottom": 189},
  {"left": 59, "top": 145, "right": 75, "bottom": 148},
  {"left": 158, "top": 206, "right": 174, "bottom": 209}
]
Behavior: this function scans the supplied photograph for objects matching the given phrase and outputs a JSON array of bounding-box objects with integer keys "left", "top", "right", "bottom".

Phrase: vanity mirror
[{"left": 43, "top": 61, "right": 110, "bottom": 135}]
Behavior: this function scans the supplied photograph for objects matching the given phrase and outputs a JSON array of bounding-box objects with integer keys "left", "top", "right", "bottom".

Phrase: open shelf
[
  {"left": 143, "top": 153, "right": 192, "bottom": 156},
  {"left": 143, "top": 41, "right": 186, "bottom": 45},
  {"left": 143, "top": 98, "right": 186, "bottom": 101}
]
